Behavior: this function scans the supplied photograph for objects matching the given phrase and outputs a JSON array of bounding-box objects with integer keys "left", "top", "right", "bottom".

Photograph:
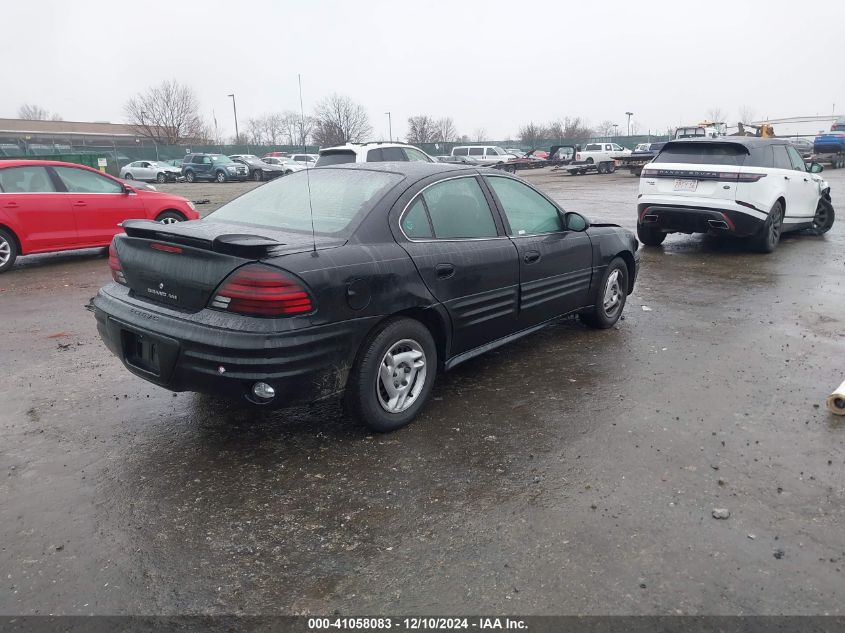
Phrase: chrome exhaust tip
[{"left": 708, "top": 220, "right": 729, "bottom": 230}]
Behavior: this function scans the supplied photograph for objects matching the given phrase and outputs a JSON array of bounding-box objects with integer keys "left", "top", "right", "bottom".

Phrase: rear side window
[
  {"left": 366, "top": 149, "right": 383, "bottom": 162},
  {"left": 653, "top": 143, "right": 747, "bottom": 166},
  {"left": 468, "top": 147, "right": 484, "bottom": 156},
  {"left": 380, "top": 147, "right": 406, "bottom": 161},
  {"left": 401, "top": 198, "right": 433, "bottom": 239},
  {"left": 420, "top": 177, "right": 497, "bottom": 239},
  {"left": 772, "top": 145, "right": 792, "bottom": 170},
  {"left": 53, "top": 166, "right": 123, "bottom": 193},
  {"left": 453, "top": 147, "right": 468, "bottom": 156},
  {"left": 584, "top": 144, "right": 601, "bottom": 151},
  {"left": 0, "top": 166, "right": 56, "bottom": 193},
  {"left": 315, "top": 151, "right": 356, "bottom": 166}
]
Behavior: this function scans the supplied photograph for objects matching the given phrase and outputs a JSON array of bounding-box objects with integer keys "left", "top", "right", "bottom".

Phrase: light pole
[
  {"left": 625, "top": 111, "right": 633, "bottom": 136},
  {"left": 228, "top": 93, "right": 240, "bottom": 144},
  {"left": 612, "top": 124, "right": 619, "bottom": 138},
  {"left": 385, "top": 112, "right": 392, "bottom": 142}
]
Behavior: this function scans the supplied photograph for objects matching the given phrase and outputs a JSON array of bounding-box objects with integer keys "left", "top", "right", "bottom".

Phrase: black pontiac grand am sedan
[{"left": 94, "top": 162, "right": 639, "bottom": 431}]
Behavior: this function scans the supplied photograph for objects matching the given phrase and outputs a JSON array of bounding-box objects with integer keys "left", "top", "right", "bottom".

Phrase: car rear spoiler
[{"left": 121, "top": 219, "right": 284, "bottom": 258}]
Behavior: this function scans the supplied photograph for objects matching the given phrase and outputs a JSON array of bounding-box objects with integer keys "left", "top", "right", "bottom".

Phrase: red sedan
[{"left": 0, "top": 160, "right": 199, "bottom": 273}]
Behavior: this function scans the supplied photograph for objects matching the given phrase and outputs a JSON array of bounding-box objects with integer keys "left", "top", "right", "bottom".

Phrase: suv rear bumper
[{"left": 637, "top": 203, "right": 766, "bottom": 237}]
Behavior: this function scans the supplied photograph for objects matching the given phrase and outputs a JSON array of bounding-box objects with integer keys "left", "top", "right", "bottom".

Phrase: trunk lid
[
  {"left": 114, "top": 219, "right": 341, "bottom": 312},
  {"left": 645, "top": 141, "right": 750, "bottom": 201}
]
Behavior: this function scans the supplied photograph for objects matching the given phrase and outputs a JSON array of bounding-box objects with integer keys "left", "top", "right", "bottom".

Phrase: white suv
[
  {"left": 315, "top": 143, "right": 435, "bottom": 166},
  {"left": 451, "top": 145, "right": 516, "bottom": 166},
  {"left": 637, "top": 138, "right": 834, "bottom": 252}
]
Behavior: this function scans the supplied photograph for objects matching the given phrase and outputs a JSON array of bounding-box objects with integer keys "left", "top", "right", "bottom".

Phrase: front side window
[
  {"left": 210, "top": 168, "right": 403, "bottom": 237},
  {"left": 199, "top": 156, "right": 212, "bottom": 165},
  {"left": 0, "top": 166, "right": 56, "bottom": 193},
  {"left": 786, "top": 145, "right": 806, "bottom": 171},
  {"left": 404, "top": 147, "right": 432, "bottom": 162},
  {"left": 53, "top": 166, "right": 122, "bottom": 193},
  {"left": 420, "top": 177, "right": 497, "bottom": 239},
  {"left": 487, "top": 176, "right": 562, "bottom": 236},
  {"left": 611, "top": 144, "right": 623, "bottom": 151}
]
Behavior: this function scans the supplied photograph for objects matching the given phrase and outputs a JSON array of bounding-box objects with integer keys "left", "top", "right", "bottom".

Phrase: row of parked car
[{"left": 119, "top": 152, "right": 319, "bottom": 184}]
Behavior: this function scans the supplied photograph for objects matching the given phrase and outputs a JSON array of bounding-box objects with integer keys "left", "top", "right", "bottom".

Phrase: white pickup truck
[{"left": 575, "top": 142, "right": 632, "bottom": 165}]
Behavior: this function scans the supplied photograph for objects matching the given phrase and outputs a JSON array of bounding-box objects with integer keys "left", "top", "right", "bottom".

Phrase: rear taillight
[
  {"left": 108, "top": 242, "right": 127, "bottom": 285},
  {"left": 719, "top": 172, "right": 767, "bottom": 183},
  {"left": 210, "top": 264, "right": 313, "bottom": 317},
  {"left": 575, "top": 152, "right": 581, "bottom": 161}
]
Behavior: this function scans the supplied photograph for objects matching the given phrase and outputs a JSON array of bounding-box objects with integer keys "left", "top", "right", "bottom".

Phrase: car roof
[
  {"left": 666, "top": 137, "right": 789, "bottom": 149},
  {"left": 0, "top": 159, "right": 105, "bottom": 170},
  {"left": 324, "top": 161, "right": 479, "bottom": 177}
]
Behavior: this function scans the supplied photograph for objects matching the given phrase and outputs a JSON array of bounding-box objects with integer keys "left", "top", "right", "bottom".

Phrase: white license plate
[{"left": 673, "top": 179, "right": 698, "bottom": 192}]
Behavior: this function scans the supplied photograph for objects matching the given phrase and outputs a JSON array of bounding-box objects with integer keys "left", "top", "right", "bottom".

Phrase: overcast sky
[{"left": 3, "top": 0, "right": 843, "bottom": 141}]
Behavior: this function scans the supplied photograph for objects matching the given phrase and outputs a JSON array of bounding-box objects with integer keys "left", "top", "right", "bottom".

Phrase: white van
[{"left": 451, "top": 146, "right": 516, "bottom": 165}]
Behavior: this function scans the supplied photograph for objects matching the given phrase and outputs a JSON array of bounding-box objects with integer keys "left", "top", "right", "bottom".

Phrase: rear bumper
[
  {"left": 93, "top": 285, "right": 378, "bottom": 406},
  {"left": 637, "top": 202, "right": 765, "bottom": 237}
]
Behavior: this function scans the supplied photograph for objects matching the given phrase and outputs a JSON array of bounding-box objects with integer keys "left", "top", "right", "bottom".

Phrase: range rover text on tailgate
[{"left": 636, "top": 138, "right": 834, "bottom": 252}]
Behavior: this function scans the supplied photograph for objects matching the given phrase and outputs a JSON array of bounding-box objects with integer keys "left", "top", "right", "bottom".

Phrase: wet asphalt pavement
[{"left": 1, "top": 169, "right": 844, "bottom": 615}]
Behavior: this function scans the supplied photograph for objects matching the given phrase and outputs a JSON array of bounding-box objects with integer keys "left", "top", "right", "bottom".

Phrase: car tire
[
  {"left": 156, "top": 210, "right": 186, "bottom": 224},
  {"left": 215, "top": 170, "right": 227, "bottom": 183},
  {"left": 284, "top": 170, "right": 293, "bottom": 176},
  {"left": 637, "top": 223, "right": 666, "bottom": 246},
  {"left": 585, "top": 158, "right": 594, "bottom": 165},
  {"left": 579, "top": 257, "right": 628, "bottom": 329},
  {"left": 607, "top": 162, "right": 616, "bottom": 173},
  {"left": 252, "top": 170, "right": 262, "bottom": 182},
  {"left": 124, "top": 173, "right": 134, "bottom": 180},
  {"left": 809, "top": 197, "right": 835, "bottom": 235},
  {"left": 185, "top": 170, "right": 196, "bottom": 183},
  {"left": 750, "top": 200, "right": 784, "bottom": 253},
  {"left": 597, "top": 163, "right": 606, "bottom": 174},
  {"left": 0, "top": 228, "right": 19, "bottom": 273},
  {"left": 156, "top": 172, "right": 167, "bottom": 184},
  {"left": 345, "top": 317, "right": 437, "bottom": 433}
]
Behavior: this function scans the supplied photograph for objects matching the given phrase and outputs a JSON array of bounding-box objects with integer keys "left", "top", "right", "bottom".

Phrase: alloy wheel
[
  {"left": 769, "top": 207, "right": 783, "bottom": 247},
  {"left": 376, "top": 339, "right": 427, "bottom": 414},
  {"left": 0, "top": 236, "right": 10, "bottom": 266}
]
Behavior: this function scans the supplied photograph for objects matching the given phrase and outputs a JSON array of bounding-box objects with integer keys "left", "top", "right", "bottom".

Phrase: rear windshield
[
  {"left": 315, "top": 151, "right": 356, "bottom": 166},
  {"left": 208, "top": 168, "right": 403, "bottom": 237},
  {"left": 653, "top": 143, "right": 747, "bottom": 166}
]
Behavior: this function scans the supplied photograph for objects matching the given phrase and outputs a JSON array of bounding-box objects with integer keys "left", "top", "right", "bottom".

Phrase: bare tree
[
  {"left": 738, "top": 105, "right": 757, "bottom": 124},
  {"left": 706, "top": 107, "right": 727, "bottom": 124},
  {"left": 18, "top": 104, "right": 62, "bottom": 121},
  {"left": 519, "top": 122, "right": 548, "bottom": 148},
  {"left": 406, "top": 115, "right": 438, "bottom": 144},
  {"left": 596, "top": 120, "right": 616, "bottom": 137},
  {"left": 473, "top": 128, "right": 487, "bottom": 142},
  {"left": 562, "top": 116, "right": 592, "bottom": 138},
  {"left": 434, "top": 117, "right": 457, "bottom": 143},
  {"left": 312, "top": 94, "right": 371, "bottom": 147},
  {"left": 125, "top": 80, "right": 207, "bottom": 144}
]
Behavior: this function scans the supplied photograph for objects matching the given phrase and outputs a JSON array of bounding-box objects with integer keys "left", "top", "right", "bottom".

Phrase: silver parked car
[
  {"left": 260, "top": 157, "right": 307, "bottom": 173},
  {"left": 120, "top": 160, "right": 183, "bottom": 183}
]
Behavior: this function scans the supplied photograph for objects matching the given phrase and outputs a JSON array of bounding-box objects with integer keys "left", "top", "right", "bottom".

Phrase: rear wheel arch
[
  {"left": 776, "top": 196, "right": 786, "bottom": 215},
  {"left": 353, "top": 308, "right": 448, "bottom": 374}
]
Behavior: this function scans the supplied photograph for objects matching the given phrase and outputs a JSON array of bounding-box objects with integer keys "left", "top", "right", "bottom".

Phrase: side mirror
[
  {"left": 563, "top": 211, "right": 590, "bottom": 232},
  {"left": 810, "top": 162, "right": 824, "bottom": 174},
  {"left": 123, "top": 184, "right": 137, "bottom": 195}
]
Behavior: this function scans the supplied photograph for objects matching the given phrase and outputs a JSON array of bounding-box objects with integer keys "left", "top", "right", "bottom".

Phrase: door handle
[
  {"left": 3, "top": 202, "right": 19, "bottom": 208},
  {"left": 784, "top": 176, "right": 790, "bottom": 180},
  {"left": 523, "top": 250, "right": 541, "bottom": 264},
  {"left": 435, "top": 263, "right": 455, "bottom": 279},
  {"left": 73, "top": 201, "right": 87, "bottom": 207}
]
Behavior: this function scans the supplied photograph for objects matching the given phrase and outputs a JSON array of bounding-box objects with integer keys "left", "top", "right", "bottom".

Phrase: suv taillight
[
  {"left": 575, "top": 152, "right": 581, "bottom": 161},
  {"left": 108, "top": 242, "right": 127, "bottom": 285},
  {"left": 209, "top": 264, "right": 313, "bottom": 317}
]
